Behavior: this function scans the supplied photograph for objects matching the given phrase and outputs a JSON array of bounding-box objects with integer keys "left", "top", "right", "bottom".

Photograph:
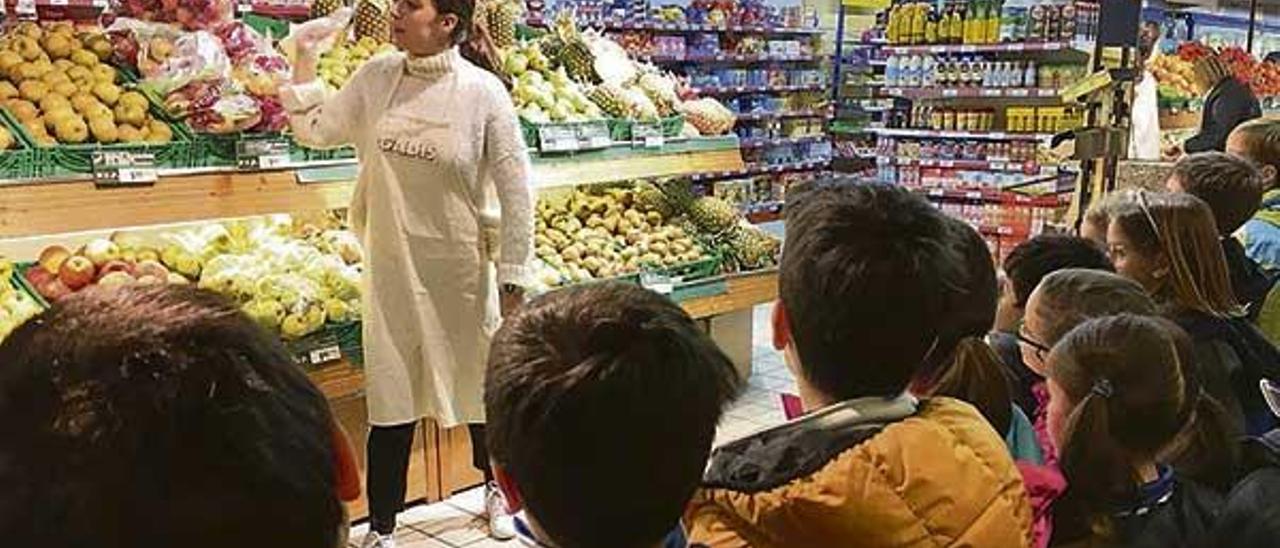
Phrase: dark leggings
[{"left": 367, "top": 422, "right": 493, "bottom": 534}]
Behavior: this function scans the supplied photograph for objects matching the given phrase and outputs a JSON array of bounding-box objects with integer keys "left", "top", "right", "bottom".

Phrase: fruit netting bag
[{"left": 113, "top": 0, "right": 236, "bottom": 32}]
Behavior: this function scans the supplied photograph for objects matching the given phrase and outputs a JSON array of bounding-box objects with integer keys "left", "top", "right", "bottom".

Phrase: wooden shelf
[
  {"left": 0, "top": 170, "right": 355, "bottom": 239},
  {"left": 0, "top": 139, "right": 746, "bottom": 238},
  {"left": 682, "top": 270, "right": 778, "bottom": 319}
]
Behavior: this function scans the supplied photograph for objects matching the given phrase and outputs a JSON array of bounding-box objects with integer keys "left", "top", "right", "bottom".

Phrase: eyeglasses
[{"left": 1016, "top": 321, "right": 1050, "bottom": 357}]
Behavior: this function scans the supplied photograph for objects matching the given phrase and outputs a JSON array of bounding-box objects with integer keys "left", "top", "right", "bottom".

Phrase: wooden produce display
[{"left": 0, "top": 137, "right": 782, "bottom": 517}]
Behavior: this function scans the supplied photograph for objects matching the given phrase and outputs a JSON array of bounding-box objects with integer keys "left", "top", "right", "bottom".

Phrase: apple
[
  {"left": 38, "top": 245, "right": 71, "bottom": 273},
  {"left": 82, "top": 238, "right": 120, "bottom": 267},
  {"left": 133, "top": 259, "right": 169, "bottom": 280},
  {"left": 134, "top": 274, "right": 162, "bottom": 285},
  {"left": 166, "top": 272, "right": 189, "bottom": 285},
  {"left": 23, "top": 265, "right": 54, "bottom": 288},
  {"left": 136, "top": 248, "right": 161, "bottom": 263},
  {"left": 97, "top": 259, "right": 133, "bottom": 279},
  {"left": 58, "top": 255, "right": 95, "bottom": 290},
  {"left": 37, "top": 278, "right": 72, "bottom": 301},
  {"left": 96, "top": 271, "right": 135, "bottom": 287}
]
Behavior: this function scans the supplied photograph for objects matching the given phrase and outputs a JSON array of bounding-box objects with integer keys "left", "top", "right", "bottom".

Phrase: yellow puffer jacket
[{"left": 686, "top": 396, "right": 1034, "bottom": 547}]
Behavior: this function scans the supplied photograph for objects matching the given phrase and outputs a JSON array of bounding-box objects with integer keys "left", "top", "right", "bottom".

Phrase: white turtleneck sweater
[
  {"left": 282, "top": 47, "right": 533, "bottom": 288},
  {"left": 282, "top": 47, "right": 534, "bottom": 425}
]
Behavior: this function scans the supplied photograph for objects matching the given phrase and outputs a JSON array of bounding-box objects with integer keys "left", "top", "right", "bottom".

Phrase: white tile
[
  {"left": 461, "top": 538, "right": 522, "bottom": 547},
  {"left": 404, "top": 506, "right": 483, "bottom": 544},
  {"left": 425, "top": 516, "right": 489, "bottom": 547}
]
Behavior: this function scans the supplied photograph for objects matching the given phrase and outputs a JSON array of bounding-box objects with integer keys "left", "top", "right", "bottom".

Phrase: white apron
[{"left": 353, "top": 65, "right": 501, "bottom": 427}]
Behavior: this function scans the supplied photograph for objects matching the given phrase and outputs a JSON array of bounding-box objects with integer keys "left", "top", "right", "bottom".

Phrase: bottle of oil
[
  {"left": 911, "top": 3, "right": 928, "bottom": 45},
  {"left": 985, "top": 0, "right": 1001, "bottom": 44},
  {"left": 962, "top": 0, "right": 976, "bottom": 44},
  {"left": 925, "top": 8, "right": 939, "bottom": 44},
  {"left": 886, "top": 1, "right": 902, "bottom": 45},
  {"left": 947, "top": 3, "right": 963, "bottom": 43}
]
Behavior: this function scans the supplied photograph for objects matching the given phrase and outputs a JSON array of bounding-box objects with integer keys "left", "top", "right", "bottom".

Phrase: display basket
[
  {"left": 606, "top": 115, "right": 686, "bottom": 142},
  {"left": 283, "top": 320, "right": 364, "bottom": 370},
  {"left": 13, "top": 262, "right": 52, "bottom": 308},
  {"left": 0, "top": 112, "right": 40, "bottom": 179},
  {"left": 3, "top": 99, "right": 192, "bottom": 176}
]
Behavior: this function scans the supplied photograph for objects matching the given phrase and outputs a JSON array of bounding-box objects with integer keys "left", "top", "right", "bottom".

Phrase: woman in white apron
[{"left": 283, "top": 0, "right": 533, "bottom": 544}]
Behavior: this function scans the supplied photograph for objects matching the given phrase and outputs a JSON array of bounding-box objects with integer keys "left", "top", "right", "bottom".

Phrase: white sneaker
[
  {"left": 485, "top": 482, "right": 517, "bottom": 540},
  {"left": 360, "top": 530, "right": 397, "bottom": 548}
]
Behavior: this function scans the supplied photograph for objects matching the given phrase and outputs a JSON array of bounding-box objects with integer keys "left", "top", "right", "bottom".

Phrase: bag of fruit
[{"left": 114, "top": 0, "right": 236, "bottom": 31}]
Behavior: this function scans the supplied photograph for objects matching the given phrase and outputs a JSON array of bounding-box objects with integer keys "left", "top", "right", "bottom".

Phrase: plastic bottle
[
  {"left": 886, "top": 55, "right": 900, "bottom": 87},
  {"left": 922, "top": 55, "right": 936, "bottom": 87},
  {"left": 985, "top": 0, "right": 1002, "bottom": 44},
  {"left": 908, "top": 54, "right": 923, "bottom": 87},
  {"left": 1023, "top": 60, "right": 1036, "bottom": 88},
  {"left": 981, "top": 59, "right": 994, "bottom": 87},
  {"left": 925, "top": 8, "right": 939, "bottom": 44}
]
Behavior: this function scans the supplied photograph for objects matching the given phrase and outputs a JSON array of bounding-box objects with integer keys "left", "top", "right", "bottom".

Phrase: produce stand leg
[{"left": 710, "top": 308, "right": 756, "bottom": 382}]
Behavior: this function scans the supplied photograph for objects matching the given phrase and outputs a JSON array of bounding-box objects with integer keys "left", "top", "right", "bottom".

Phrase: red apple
[
  {"left": 133, "top": 259, "right": 170, "bottom": 280},
  {"left": 37, "top": 278, "right": 72, "bottom": 302},
  {"left": 24, "top": 265, "right": 54, "bottom": 289},
  {"left": 59, "top": 256, "right": 96, "bottom": 291},
  {"left": 97, "top": 259, "right": 133, "bottom": 280},
  {"left": 38, "top": 245, "right": 71, "bottom": 273}
]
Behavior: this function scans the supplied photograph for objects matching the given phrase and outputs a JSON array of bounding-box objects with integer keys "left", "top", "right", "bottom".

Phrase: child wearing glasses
[
  {"left": 1043, "top": 315, "right": 1226, "bottom": 546},
  {"left": 1107, "top": 191, "right": 1280, "bottom": 436}
]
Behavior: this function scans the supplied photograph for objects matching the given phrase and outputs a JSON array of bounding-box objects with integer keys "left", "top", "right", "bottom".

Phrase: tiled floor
[{"left": 348, "top": 304, "right": 794, "bottom": 547}]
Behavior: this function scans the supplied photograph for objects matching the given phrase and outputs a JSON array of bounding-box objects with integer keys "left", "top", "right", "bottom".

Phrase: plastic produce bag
[
  {"left": 131, "top": 30, "right": 231, "bottom": 97},
  {"left": 280, "top": 7, "right": 354, "bottom": 62}
]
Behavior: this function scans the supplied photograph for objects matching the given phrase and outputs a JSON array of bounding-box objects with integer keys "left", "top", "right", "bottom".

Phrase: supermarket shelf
[
  {"left": 638, "top": 53, "right": 819, "bottom": 64},
  {"left": 691, "top": 158, "right": 832, "bottom": 181},
  {"left": 880, "top": 40, "right": 1089, "bottom": 56},
  {"left": 740, "top": 135, "right": 828, "bottom": 149},
  {"left": 881, "top": 157, "right": 1045, "bottom": 172},
  {"left": 914, "top": 186, "right": 1066, "bottom": 206},
  {"left": 690, "top": 83, "right": 828, "bottom": 95},
  {"left": 880, "top": 87, "right": 1061, "bottom": 100},
  {"left": 869, "top": 127, "right": 1055, "bottom": 141},
  {"left": 306, "top": 270, "right": 782, "bottom": 398},
  {"left": 0, "top": 139, "right": 746, "bottom": 238},
  {"left": 736, "top": 109, "right": 831, "bottom": 121},
  {"left": 596, "top": 21, "right": 823, "bottom": 35},
  {"left": 530, "top": 137, "right": 745, "bottom": 189}
]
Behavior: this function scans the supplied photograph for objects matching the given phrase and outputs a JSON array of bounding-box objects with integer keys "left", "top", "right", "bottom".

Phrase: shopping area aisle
[{"left": 346, "top": 304, "right": 794, "bottom": 547}]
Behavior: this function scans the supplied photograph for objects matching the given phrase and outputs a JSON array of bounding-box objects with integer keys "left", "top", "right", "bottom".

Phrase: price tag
[
  {"left": 939, "top": 160, "right": 955, "bottom": 168},
  {"left": 1009, "top": 43, "right": 1026, "bottom": 51},
  {"left": 981, "top": 89, "right": 1001, "bottom": 97},
  {"left": 236, "top": 137, "right": 291, "bottom": 170},
  {"left": 538, "top": 125, "right": 580, "bottom": 153},
  {"left": 93, "top": 151, "right": 157, "bottom": 188},
  {"left": 576, "top": 121, "right": 613, "bottom": 150},
  {"left": 632, "top": 121, "right": 664, "bottom": 149},
  {"left": 309, "top": 345, "right": 342, "bottom": 365},
  {"left": 942, "top": 89, "right": 958, "bottom": 97},
  {"left": 960, "top": 45, "right": 977, "bottom": 53},
  {"left": 1009, "top": 89, "right": 1029, "bottom": 97},
  {"left": 930, "top": 45, "right": 947, "bottom": 53},
  {"left": 966, "top": 191, "right": 983, "bottom": 200}
]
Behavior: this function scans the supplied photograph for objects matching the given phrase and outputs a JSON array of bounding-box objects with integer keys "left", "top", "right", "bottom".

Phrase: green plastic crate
[
  {"left": 13, "top": 262, "right": 51, "bottom": 309},
  {"left": 283, "top": 320, "right": 364, "bottom": 370},
  {"left": 4, "top": 98, "right": 193, "bottom": 176},
  {"left": 606, "top": 115, "right": 686, "bottom": 142},
  {"left": 0, "top": 112, "right": 38, "bottom": 180}
]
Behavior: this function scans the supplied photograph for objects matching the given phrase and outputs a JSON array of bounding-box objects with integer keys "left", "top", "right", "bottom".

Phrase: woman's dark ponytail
[{"left": 459, "top": 19, "right": 510, "bottom": 89}]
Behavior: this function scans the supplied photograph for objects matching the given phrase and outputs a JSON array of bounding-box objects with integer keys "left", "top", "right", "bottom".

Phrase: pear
[
  {"left": 0, "top": 127, "right": 13, "bottom": 150},
  {"left": 54, "top": 115, "right": 89, "bottom": 144},
  {"left": 18, "top": 80, "right": 48, "bottom": 102},
  {"left": 69, "top": 49, "right": 97, "bottom": 67},
  {"left": 39, "top": 94, "right": 70, "bottom": 113},
  {"left": 40, "top": 32, "right": 74, "bottom": 60},
  {"left": 88, "top": 116, "right": 118, "bottom": 144},
  {"left": 146, "top": 120, "right": 172, "bottom": 144},
  {"left": 114, "top": 103, "right": 146, "bottom": 126},
  {"left": 0, "top": 81, "right": 16, "bottom": 100},
  {"left": 91, "top": 64, "right": 116, "bottom": 84},
  {"left": 7, "top": 99, "right": 38, "bottom": 121},
  {"left": 118, "top": 90, "right": 148, "bottom": 111},
  {"left": 92, "top": 81, "right": 120, "bottom": 106}
]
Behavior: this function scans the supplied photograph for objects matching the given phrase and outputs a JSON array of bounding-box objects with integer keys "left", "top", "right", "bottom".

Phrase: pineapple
[
  {"left": 688, "top": 196, "right": 741, "bottom": 235},
  {"left": 310, "top": 0, "right": 345, "bottom": 19},
  {"left": 633, "top": 181, "right": 677, "bottom": 219},
  {"left": 486, "top": 0, "right": 522, "bottom": 50},
  {"left": 634, "top": 71, "right": 679, "bottom": 116},
  {"left": 586, "top": 83, "right": 628, "bottom": 118},
  {"left": 548, "top": 11, "right": 599, "bottom": 84},
  {"left": 724, "top": 226, "right": 781, "bottom": 271},
  {"left": 354, "top": 0, "right": 392, "bottom": 43},
  {"left": 679, "top": 98, "right": 737, "bottom": 136}
]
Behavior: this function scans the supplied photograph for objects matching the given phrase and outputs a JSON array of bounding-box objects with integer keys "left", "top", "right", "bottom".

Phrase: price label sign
[
  {"left": 309, "top": 344, "right": 342, "bottom": 365},
  {"left": 92, "top": 150, "right": 157, "bottom": 188},
  {"left": 538, "top": 125, "right": 580, "bottom": 153},
  {"left": 632, "top": 121, "right": 664, "bottom": 149},
  {"left": 576, "top": 121, "right": 613, "bottom": 150},
  {"left": 236, "top": 137, "right": 291, "bottom": 170}
]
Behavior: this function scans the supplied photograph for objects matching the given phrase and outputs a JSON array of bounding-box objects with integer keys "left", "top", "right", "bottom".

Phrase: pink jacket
[{"left": 1017, "top": 461, "right": 1067, "bottom": 548}]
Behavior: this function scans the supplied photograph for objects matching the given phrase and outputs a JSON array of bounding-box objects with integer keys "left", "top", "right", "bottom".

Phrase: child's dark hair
[
  {"left": 0, "top": 285, "right": 342, "bottom": 548},
  {"left": 781, "top": 180, "right": 961, "bottom": 399},
  {"left": 1171, "top": 151, "right": 1264, "bottom": 235},
  {"left": 1003, "top": 234, "right": 1114, "bottom": 308},
  {"left": 1049, "top": 314, "right": 1190, "bottom": 543},
  {"left": 915, "top": 217, "right": 1014, "bottom": 434},
  {"left": 485, "top": 283, "right": 741, "bottom": 548}
]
